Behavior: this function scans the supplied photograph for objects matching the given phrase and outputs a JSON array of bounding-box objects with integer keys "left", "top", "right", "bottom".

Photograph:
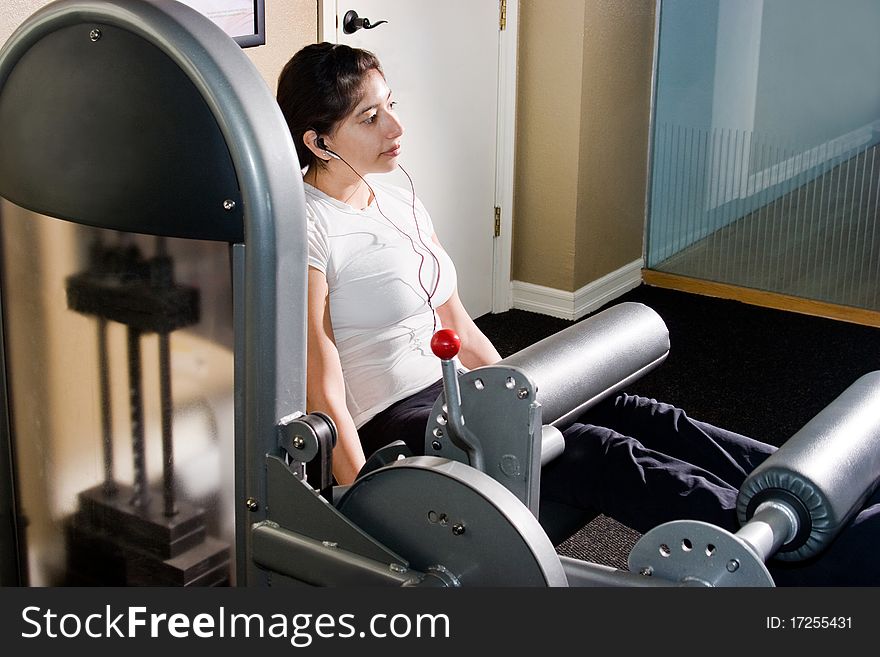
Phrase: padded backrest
[{"left": 0, "top": 14, "right": 242, "bottom": 241}]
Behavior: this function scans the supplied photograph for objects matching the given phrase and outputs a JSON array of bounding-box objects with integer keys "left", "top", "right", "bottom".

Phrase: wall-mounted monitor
[{"left": 176, "top": 0, "right": 266, "bottom": 48}]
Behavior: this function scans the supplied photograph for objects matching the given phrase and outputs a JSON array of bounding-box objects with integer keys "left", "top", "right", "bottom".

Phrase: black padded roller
[
  {"left": 737, "top": 371, "right": 880, "bottom": 561},
  {"left": 499, "top": 303, "right": 670, "bottom": 426}
]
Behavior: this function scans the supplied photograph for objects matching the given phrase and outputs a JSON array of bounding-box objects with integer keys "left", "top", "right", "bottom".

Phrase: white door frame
[{"left": 318, "top": 0, "right": 516, "bottom": 315}]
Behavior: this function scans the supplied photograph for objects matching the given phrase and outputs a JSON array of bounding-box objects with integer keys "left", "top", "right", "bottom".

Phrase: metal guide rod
[
  {"left": 158, "top": 332, "right": 176, "bottom": 517},
  {"left": 155, "top": 236, "right": 177, "bottom": 518},
  {"left": 126, "top": 326, "right": 149, "bottom": 510},
  {"left": 97, "top": 317, "right": 116, "bottom": 496}
]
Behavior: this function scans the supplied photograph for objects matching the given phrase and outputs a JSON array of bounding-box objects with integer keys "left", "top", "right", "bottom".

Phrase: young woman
[{"left": 276, "top": 42, "right": 879, "bottom": 586}]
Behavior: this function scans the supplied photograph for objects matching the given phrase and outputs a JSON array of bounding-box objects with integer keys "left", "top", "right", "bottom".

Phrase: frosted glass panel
[
  {"left": 647, "top": 0, "right": 880, "bottom": 310},
  {"left": 1, "top": 202, "right": 235, "bottom": 585}
]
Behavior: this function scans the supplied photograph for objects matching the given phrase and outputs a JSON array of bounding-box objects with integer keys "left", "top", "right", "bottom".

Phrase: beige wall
[
  {"left": 512, "top": 0, "right": 584, "bottom": 291},
  {"left": 246, "top": 0, "right": 317, "bottom": 89},
  {"left": 513, "top": 0, "right": 655, "bottom": 292},
  {"left": 1, "top": 0, "right": 50, "bottom": 42}
]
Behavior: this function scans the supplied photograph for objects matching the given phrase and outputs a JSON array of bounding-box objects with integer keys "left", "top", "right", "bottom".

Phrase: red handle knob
[{"left": 430, "top": 329, "right": 461, "bottom": 360}]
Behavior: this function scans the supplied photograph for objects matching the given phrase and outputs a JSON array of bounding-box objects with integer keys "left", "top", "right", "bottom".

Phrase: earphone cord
[
  {"left": 398, "top": 162, "right": 442, "bottom": 299},
  {"left": 328, "top": 152, "right": 441, "bottom": 333}
]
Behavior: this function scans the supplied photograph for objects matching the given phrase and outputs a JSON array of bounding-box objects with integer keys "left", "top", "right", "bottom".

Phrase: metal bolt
[
  {"left": 223, "top": 199, "right": 236, "bottom": 211},
  {"left": 292, "top": 435, "right": 305, "bottom": 450},
  {"left": 389, "top": 563, "right": 407, "bottom": 573},
  {"left": 517, "top": 387, "right": 529, "bottom": 399},
  {"left": 321, "top": 541, "right": 338, "bottom": 548},
  {"left": 245, "top": 497, "right": 259, "bottom": 512},
  {"left": 639, "top": 566, "right": 654, "bottom": 576},
  {"left": 89, "top": 29, "right": 102, "bottom": 42},
  {"left": 452, "top": 523, "right": 466, "bottom": 536},
  {"left": 431, "top": 440, "right": 442, "bottom": 450},
  {"left": 726, "top": 559, "right": 740, "bottom": 573}
]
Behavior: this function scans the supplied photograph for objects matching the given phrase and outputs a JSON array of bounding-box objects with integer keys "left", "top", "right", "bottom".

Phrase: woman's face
[{"left": 326, "top": 68, "right": 404, "bottom": 175}]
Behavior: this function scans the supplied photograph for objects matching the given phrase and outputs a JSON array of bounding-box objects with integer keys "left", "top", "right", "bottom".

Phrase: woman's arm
[
  {"left": 306, "top": 266, "right": 366, "bottom": 485},
  {"left": 432, "top": 235, "right": 501, "bottom": 369}
]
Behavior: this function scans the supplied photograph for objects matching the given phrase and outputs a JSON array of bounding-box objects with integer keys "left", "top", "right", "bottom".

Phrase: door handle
[{"left": 342, "top": 10, "right": 388, "bottom": 34}]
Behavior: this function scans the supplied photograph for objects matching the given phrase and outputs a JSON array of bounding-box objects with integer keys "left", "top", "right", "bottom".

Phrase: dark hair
[{"left": 277, "top": 42, "right": 383, "bottom": 170}]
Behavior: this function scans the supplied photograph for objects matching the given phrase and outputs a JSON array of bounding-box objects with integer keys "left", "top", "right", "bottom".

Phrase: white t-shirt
[{"left": 305, "top": 179, "right": 457, "bottom": 427}]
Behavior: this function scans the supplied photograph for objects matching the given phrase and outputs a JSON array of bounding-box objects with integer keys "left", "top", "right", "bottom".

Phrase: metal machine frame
[{"left": 0, "top": 0, "right": 305, "bottom": 587}]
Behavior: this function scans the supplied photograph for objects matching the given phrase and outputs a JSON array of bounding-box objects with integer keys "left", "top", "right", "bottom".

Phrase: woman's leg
[
  {"left": 357, "top": 380, "right": 443, "bottom": 458},
  {"left": 578, "top": 393, "right": 776, "bottom": 489},
  {"left": 542, "top": 393, "right": 774, "bottom": 546},
  {"left": 540, "top": 421, "right": 742, "bottom": 534},
  {"left": 545, "top": 406, "right": 880, "bottom": 585}
]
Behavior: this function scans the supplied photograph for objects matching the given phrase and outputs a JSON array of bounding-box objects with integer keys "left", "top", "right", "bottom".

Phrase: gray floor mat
[{"left": 555, "top": 514, "right": 642, "bottom": 571}]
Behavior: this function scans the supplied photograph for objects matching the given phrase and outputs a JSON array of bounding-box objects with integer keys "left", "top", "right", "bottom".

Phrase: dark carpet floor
[{"left": 474, "top": 283, "right": 880, "bottom": 568}]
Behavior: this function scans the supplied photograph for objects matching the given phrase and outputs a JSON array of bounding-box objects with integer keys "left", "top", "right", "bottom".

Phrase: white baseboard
[{"left": 511, "top": 259, "right": 644, "bottom": 321}]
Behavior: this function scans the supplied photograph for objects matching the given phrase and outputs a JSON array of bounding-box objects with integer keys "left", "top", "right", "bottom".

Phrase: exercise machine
[
  {"left": 1, "top": 0, "right": 878, "bottom": 587},
  {"left": 256, "top": 310, "right": 880, "bottom": 587}
]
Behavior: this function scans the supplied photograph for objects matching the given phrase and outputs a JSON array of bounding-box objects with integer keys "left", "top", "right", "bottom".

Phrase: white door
[{"left": 323, "top": 1, "right": 503, "bottom": 318}]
